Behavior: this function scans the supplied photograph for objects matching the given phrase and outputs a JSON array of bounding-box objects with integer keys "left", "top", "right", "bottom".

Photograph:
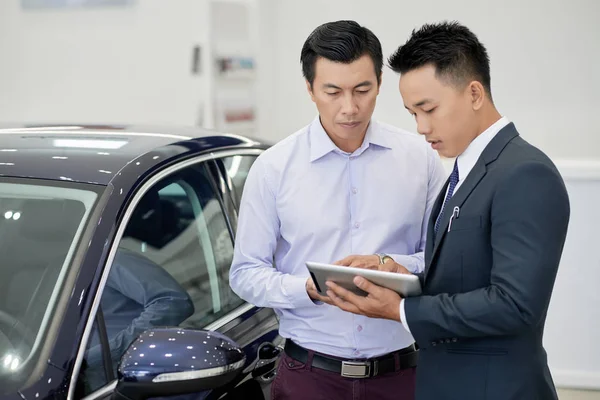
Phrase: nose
[
  {"left": 416, "top": 115, "right": 432, "bottom": 136},
  {"left": 341, "top": 93, "right": 359, "bottom": 116}
]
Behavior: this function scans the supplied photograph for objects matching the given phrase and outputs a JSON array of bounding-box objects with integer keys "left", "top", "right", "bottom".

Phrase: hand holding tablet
[{"left": 306, "top": 261, "right": 422, "bottom": 297}]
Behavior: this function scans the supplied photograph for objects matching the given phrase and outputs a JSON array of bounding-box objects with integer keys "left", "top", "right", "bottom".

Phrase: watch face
[{"left": 382, "top": 255, "right": 393, "bottom": 264}]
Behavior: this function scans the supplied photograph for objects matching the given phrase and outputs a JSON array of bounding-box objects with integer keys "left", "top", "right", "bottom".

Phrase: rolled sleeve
[{"left": 389, "top": 253, "right": 423, "bottom": 273}]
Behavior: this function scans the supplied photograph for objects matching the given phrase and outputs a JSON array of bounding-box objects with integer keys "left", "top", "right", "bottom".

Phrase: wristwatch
[{"left": 375, "top": 253, "right": 394, "bottom": 265}]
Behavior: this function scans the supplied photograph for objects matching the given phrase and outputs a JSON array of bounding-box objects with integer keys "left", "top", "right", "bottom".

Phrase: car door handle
[{"left": 252, "top": 342, "right": 282, "bottom": 379}]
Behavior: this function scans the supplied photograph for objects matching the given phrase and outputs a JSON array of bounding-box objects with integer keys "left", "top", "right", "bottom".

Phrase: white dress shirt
[
  {"left": 399, "top": 116, "right": 510, "bottom": 333},
  {"left": 230, "top": 116, "right": 447, "bottom": 358}
]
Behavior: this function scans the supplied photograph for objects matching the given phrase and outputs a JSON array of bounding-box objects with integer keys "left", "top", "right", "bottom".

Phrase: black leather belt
[{"left": 284, "top": 340, "right": 418, "bottom": 378}]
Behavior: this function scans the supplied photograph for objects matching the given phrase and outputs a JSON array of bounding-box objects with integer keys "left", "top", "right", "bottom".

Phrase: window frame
[
  {"left": 206, "top": 158, "right": 238, "bottom": 237},
  {"left": 216, "top": 154, "right": 259, "bottom": 212},
  {"left": 70, "top": 148, "right": 263, "bottom": 400}
]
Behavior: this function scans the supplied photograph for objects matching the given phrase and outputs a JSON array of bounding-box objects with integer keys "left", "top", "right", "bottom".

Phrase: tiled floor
[{"left": 558, "top": 389, "right": 600, "bottom": 400}]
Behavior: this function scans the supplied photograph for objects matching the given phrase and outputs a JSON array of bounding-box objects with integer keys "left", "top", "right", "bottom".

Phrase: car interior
[{"left": 118, "top": 165, "right": 243, "bottom": 331}]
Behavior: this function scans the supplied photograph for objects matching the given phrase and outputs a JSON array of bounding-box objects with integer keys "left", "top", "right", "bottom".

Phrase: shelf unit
[{"left": 201, "top": 0, "right": 259, "bottom": 135}]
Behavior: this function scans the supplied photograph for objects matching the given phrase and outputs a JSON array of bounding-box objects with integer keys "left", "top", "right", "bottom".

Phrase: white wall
[
  {"left": 254, "top": 0, "right": 278, "bottom": 143},
  {"left": 2, "top": 0, "right": 597, "bottom": 157},
  {"left": 262, "top": 0, "right": 600, "bottom": 159},
  {"left": 0, "top": 0, "right": 207, "bottom": 126},
  {"left": 544, "top": 164, "right": 600, "bottom": 389}
]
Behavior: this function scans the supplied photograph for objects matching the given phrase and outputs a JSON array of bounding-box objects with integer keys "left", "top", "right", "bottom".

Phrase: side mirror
[{"left": 111, "top": 328, "right": 246, "bottom": 400}]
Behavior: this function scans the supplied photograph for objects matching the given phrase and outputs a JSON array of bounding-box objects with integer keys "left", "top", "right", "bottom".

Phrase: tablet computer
[{"left": 306, "top": 261, "right": 422, "bottom": 297}]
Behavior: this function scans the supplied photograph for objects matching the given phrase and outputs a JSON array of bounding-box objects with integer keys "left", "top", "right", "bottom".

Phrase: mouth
[
  {"left": 339, "top": 121, "right": 361, "bottom": 128},
  {"left": 427, "top": 139, "right": 441, "bottom": 149}
]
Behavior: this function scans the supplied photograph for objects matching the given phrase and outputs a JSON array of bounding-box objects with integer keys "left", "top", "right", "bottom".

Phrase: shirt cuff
[
  {"left": 283, "top": 274, "right": 319, "bottom": 308},
  {"left": 390, "top": 254, "right": 420, "bottom": 273},
  {"left": 400, "top": 299, "right": 412, "bottom": 334}
]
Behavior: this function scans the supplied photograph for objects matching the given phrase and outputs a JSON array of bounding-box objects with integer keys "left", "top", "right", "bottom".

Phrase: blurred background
[{"left": 0, "top": 0, "right": 598, "bottom": 398}]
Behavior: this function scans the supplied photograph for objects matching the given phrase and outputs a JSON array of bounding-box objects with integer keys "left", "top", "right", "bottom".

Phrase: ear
[
  {"left": 306, "top": 79, "right": 316, "bottom": 102},
  {"left": 469, "top": 81, "right": 485, "bottom": 111}
]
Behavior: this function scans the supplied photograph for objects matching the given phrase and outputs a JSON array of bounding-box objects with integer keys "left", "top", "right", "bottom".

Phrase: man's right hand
[{"left": 306, "top": 277, "right": 333, "bottom": 305}]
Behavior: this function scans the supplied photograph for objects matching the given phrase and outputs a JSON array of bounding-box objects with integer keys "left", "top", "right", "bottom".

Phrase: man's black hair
[
  {"left": 301, "top": 20, "right": 383, "bottom": 87},
  {"left": 388, "top": 21, "right": 492, "bottom": 97}
]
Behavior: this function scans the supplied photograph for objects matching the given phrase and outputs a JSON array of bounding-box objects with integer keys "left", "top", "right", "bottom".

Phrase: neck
[
  {"left": 475, "top": 106, "right": 502, "bottom": 138},
  {"left": 331, "top": 137, "right": 364, "bottom": 153}
]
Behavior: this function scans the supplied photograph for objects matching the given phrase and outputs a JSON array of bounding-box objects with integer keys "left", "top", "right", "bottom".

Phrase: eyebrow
[
  {"left": 415, "top": 99, "right": 434, "bottom": 107},
  {"left": 405, "top": 99, "right": 434, "bottom": 110},
  {"left": 323, "top": 81, "right": 373, "bottom": 90}
]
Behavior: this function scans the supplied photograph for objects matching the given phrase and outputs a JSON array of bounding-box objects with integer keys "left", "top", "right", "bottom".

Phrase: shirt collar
[
  {"left": 456, "top": 116, "right": 510, "bottom": 179},
  {"left": 309, "top": 116, "right": 391, "bottom": 162}
]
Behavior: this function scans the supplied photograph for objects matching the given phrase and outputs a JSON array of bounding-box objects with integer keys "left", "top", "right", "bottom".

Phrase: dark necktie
[{"left": 434, "top": 160, "right": 459, "bottom": 235}]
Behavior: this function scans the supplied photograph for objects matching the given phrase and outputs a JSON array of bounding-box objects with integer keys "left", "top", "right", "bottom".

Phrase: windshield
[{"left": 0, "top": 178, "right": 98, "bottom": 386}]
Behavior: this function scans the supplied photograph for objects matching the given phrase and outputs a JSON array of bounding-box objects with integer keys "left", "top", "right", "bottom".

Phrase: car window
[
  {"left": 222, "top": 155, "right": 257, "bottom": 207},
  {"left": 0, "top": 179, "right": 98, "bottom": 394},
  {"left": 80, "top": 162, "right": 244, "bottom": 394}
]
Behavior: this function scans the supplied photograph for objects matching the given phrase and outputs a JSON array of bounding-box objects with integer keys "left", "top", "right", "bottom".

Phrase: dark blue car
[{"left": 0, "top": 124, "right": 282, "bottom": 400}]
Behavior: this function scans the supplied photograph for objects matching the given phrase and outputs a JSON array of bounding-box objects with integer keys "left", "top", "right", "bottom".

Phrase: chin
[{"left": 438, "top": 150, "right": 455, "bottom": 158}]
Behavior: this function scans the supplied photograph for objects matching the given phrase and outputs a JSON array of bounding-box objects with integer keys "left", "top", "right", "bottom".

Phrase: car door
[
  {"left": 209, "top": 151, "right": 284, "bottom": 399},
  {"left": 72, "top": 150, "right": 278, "bottom": 400}
]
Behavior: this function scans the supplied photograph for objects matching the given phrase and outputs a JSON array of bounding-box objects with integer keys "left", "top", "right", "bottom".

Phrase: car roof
[{"left": 0, "top": 124, "right": 266, "bottom": 185}]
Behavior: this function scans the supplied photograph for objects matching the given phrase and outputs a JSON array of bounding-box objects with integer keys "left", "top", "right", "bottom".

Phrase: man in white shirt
[
  {"left": 229, "top": 20, "right": 446, "bottom": 400},
  {"left": 326, "top": 21, "right": 570, "bottom": 400}
]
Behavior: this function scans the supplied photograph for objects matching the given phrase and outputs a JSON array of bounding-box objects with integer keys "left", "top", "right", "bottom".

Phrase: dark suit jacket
[{"left": 404, "top": 123, "right": 570, "bottom": 400}]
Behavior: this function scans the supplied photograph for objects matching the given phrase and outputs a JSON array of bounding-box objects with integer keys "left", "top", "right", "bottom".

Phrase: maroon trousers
[{"left": 271, "top": 349, "right": 416, "bottom": 400}]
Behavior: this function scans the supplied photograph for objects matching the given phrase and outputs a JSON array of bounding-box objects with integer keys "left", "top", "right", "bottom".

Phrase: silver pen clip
[{"left": 448, "top": 206, "right": 460, "bottom": 232}]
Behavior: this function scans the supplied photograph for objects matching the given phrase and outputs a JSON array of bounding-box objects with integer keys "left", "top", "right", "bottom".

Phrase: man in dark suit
[{"left": 326, "top": 21, "right": 570, "bottom": 399}]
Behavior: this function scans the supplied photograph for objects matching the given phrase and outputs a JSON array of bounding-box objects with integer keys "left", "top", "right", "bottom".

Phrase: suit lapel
[{"left": 423, "top": 123, "right": 520, "bottom": 281}]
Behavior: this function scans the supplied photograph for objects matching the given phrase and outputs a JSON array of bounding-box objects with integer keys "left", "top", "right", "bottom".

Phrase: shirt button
[
  {"left": 357, "top": 325, "right": 363, "bottom": 332},
  {"left": 354, "top": 350, "right": 360, "bottom": 355},
  {"left": 354, "top": 222, "right": 360, "bottom": 229},
  {"left": 352, "top": 187, "right": 358, "bottom": 194}
]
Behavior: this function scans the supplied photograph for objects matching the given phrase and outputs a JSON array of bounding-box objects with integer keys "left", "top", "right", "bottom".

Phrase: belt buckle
[{"left": 340, "top": 360, "right": 376, "bottom": 378}]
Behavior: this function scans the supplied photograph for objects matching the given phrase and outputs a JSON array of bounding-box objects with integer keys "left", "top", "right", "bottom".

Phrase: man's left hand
[
  {"left": 334, "top": 254, "right": 411, "bottom": 275},
  {"left": 325, "top": 276, "right": 403, "bottom": 322},
  {"left": 306, "top": 277, "right": 334, "bottom": 305},
  {"left": 333, "top": 254, "right": 379, "bottom": 269}
]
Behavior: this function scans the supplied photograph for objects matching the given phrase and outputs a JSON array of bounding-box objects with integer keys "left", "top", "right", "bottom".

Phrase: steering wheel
[{"left": 0, "top": 310, "right": 35, "bottom": 351}]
